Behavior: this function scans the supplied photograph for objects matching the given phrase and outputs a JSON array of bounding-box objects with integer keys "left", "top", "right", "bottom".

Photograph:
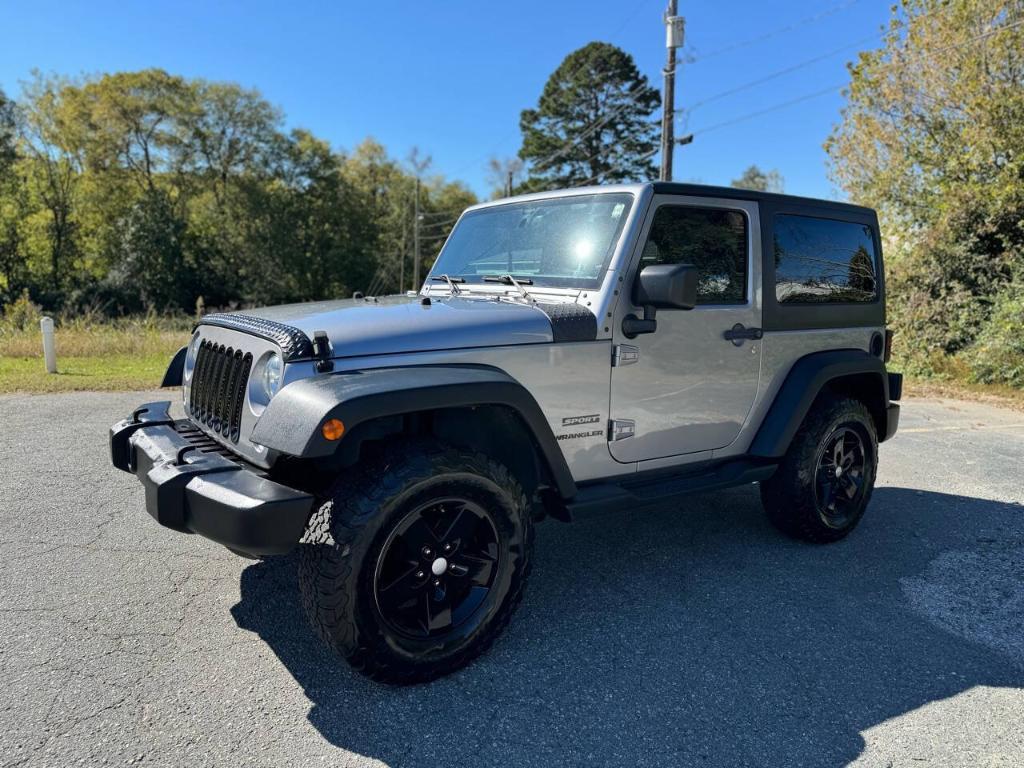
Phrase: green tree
[
  {"left": 0, "top": 69, "right": 476, "bottom": 314},
  {"left": 182, "top": 80, "right": 282, "bottom": 204},
  {"left": 110, "top": 187, "right": 192, "bottom": 311},
  {"left": 0, "top": 87, "right": 15, "bottom": 173},
  {"left": 519, "top": 42, "right": 660, "bottom": 190},
  {"left": 730, "top": 164, "right": 783, "bottom": 193},
  {"left": 0, "top": 87, "right": 25, "bottom": 300},
  {"left": 71, "top": 69, "right": 193, "bottom": 193},
  {"left": 16, "top": 73, "right": 83, "bottom": 303},
  {"left": 825, "top": 0, "right": 1024, "bottom": 374}
]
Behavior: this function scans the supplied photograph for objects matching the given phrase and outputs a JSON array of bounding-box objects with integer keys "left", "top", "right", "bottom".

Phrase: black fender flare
[
  {"left": 251, "top": 365, "right": 578, "bottom": 499},
  {"left": 161, "top": 346, "right": 187, "bottom": 388},
  {"left": 748, "top": 349, "right": 891, "bottom": 458}
]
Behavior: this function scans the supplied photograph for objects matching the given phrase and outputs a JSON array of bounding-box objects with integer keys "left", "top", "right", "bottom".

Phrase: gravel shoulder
[{"left": 1, "top": 391, "right": 1022, "bottom": 767}]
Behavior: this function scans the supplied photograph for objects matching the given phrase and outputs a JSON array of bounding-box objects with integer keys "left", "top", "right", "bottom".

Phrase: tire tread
[
  {"left": 298, "top": 440, "right": 532, "bottom": 684},
  {"left": 760, "top": 395, "right": 878, "bottom": 544}
]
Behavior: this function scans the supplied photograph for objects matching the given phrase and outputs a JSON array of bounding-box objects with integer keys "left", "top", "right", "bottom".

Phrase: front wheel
[
  {"left": 760, "top": 395, "right": 878, "bottom": 543},
  {"left": 298, "top": 441, "right": 532, "bottom": 684}
]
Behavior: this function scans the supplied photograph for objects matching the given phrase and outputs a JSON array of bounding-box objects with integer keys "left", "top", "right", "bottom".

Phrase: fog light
[{"left": 322, "top": 418, "right": 345, "bottom": 441}]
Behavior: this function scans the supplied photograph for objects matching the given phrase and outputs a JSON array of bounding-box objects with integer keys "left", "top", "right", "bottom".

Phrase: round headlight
[
  {"left": 260, "top": 352, "right": 283, "bottom": 400},
  {"left": 183, "top": 334, "right": 202, "bottom": 382}
]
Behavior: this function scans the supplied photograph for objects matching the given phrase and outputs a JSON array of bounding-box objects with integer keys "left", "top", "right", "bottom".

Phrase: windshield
[{"left": 429, "top": 193, "right": 634, "bottom": 290}]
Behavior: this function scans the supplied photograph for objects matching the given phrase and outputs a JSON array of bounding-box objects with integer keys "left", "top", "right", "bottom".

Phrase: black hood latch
[{"left": 312, "top": 331, "right": 334, "bottom": 373}]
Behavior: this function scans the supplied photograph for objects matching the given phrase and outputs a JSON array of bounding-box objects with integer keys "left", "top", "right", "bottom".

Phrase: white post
[{"left": 40, "top": 317, "right": 57, "bottom": 374}]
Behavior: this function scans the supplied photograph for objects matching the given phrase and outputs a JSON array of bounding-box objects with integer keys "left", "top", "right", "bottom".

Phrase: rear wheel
[
  {"left": 760, "top": 395, "right": 878, "bottom": 543},
  {"left": 298, "top": 441, "right": 532, "bottom": 684}
]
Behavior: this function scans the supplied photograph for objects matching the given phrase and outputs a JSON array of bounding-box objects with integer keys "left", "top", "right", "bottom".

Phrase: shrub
[
  {"left": 1, "top": 289, "right": 43, "bottom": 332},
  {"left": 967, "top": 280, "right": 1024, "bottom": 388}
]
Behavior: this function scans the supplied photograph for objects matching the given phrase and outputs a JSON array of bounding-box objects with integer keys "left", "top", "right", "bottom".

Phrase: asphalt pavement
[{"left": 1, "top": 390, "right": 1022, "bottom": 767}]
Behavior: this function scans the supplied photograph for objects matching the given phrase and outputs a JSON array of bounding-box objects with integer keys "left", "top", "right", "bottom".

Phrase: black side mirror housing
[
  {"left": 622, "top": 264, "right": 698, "bottom": 338},
  {"left": 634, "top": 263, "right": 698, "bottom": 310}
]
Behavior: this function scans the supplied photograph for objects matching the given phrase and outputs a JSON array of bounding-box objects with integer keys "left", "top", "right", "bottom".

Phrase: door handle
[{"left": 723, "top": 324, "right": 763, "bottom": 345}]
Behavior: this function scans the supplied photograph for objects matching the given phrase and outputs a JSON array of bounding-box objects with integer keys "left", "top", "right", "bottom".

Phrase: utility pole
[
  {"left": 413, "top": 176, "right": 421, "bottom": 290},
  {"left": 408, "top": 147, "right": 431, "bottom": 292},
  {"left": 506, "top": 170, "right": 513, "bottom": 198},
  {"left": 660, "top": 1, "right": 685, "bottom": 181}
]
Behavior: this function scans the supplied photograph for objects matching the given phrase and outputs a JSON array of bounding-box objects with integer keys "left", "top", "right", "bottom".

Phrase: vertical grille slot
[
  {"left": 187, "top": 339, "right": 250, "bottom": 443},
  {"left": 227, "top": 353, "right": 252, "bottom": 442}
]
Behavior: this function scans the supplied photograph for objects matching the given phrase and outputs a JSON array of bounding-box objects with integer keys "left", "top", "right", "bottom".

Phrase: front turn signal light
[{"left": 321, "top": 418, "right": 345, "bottom": 441}]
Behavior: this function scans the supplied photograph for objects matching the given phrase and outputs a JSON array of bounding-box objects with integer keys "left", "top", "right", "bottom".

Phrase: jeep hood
[{"left": 205, "top": 295, "right": 596, "bottom": 359}]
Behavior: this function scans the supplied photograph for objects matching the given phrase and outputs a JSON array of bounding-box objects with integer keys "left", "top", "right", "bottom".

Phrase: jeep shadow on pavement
[
  {"left": 111, "top": 182, "right": 903, "bottom": 684},
  {"left": 228, "top": 486, "right": 1023, "bottom": 766}
]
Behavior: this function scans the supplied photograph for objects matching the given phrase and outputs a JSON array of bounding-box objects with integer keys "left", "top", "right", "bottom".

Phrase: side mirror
[{"left": 622, "top": 264, "right": 698, "bottom": 338}]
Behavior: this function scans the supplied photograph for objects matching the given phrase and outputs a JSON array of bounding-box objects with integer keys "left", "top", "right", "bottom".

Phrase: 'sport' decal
[{"left": 562, "top": 414, "right": 600, "bottom": 427}]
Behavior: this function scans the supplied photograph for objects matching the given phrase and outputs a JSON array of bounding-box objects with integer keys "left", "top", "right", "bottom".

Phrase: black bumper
[
  {"left": 883, "top": 371, "right": 903, "bottom": 442},
  {"left": 110, "top": 402, "right": 314, "bottom": 557}
]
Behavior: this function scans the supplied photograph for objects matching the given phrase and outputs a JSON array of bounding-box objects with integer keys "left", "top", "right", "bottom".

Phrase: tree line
[
  {"left": 0, "top": 45, "right": 777, "bottom": 320},
  {"left": 0, "top": 71, "right": 475, "bottom": 315}
]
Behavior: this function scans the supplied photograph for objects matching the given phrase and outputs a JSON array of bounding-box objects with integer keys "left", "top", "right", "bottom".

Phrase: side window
[
  {"left": 773, "top": 214, "right": 878, "bottom": 304},
  {"left": 640, "top": 205, "right": 748, "bottom": 304}
]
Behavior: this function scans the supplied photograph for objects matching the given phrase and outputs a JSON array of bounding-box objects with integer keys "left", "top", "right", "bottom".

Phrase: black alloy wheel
[
  {"left": 374, "top": 498, "right": 500, "bottom": 638},
  {"left": 813, "top": 425, "right": 868, "bottom": 528},
  {"left": 298, "top": 441, "right": 532, "bottom": 684},
  {"left": 760, "top": 395, "right": 878, "bottom": 543}
]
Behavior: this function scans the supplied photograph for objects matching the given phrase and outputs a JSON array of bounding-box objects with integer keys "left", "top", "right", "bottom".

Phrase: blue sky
[{"left": 0, "top": 0, "right": 892, "bottom": 200}]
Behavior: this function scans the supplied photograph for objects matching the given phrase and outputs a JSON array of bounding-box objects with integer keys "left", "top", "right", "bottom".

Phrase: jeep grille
[{"left": 187, "top": 340, "right": 252, "bottom": 442}]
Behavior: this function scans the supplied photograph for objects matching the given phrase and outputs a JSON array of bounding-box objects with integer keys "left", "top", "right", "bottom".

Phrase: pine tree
[{"left": 518, "top": 42, "right": 660, "bottom": 190}]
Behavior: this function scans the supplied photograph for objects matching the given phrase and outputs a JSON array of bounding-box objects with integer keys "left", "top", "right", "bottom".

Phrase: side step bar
[{"left": 566, "top": 459, "right": 777, "bottom": 517}]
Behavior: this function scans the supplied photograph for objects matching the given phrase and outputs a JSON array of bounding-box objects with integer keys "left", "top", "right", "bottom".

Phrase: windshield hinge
[{"left": 611, "top": 344, "right": 640, "bottom": 367}]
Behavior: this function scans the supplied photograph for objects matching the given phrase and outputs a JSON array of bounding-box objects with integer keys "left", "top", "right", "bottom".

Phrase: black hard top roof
[{"left": 650, "top": 182, "right": 876, "bottom": 217}]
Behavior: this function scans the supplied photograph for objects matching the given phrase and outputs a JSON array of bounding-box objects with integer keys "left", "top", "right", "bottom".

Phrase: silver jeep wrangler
[{"left": 111, "top": 182, "right": 902, "bottom": 683}]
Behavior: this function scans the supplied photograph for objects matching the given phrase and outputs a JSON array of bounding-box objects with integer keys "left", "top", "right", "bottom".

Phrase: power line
[
  {"left": 447, "top": 0, "right": 878, "bottom": 187},
  {"left": 516, "top": 82, "right": 659, "bottom": 195},
  {"left": 687, "top": 16, "right": 1024, "bottom": 138},
  {"left": 419, "top": 230, "right": 453, "bottom": 241},
  {"left": 571, "top": 148, "right": 659, "bottom": 188},
  {"left": 526, "top": 81, "right": 653, "bottom": 175},
  {"left": 690, "top": 84, "right": 846, "bottom": 137},
  {"left": 522, "top": 3, "right": 868, "bottom": 190},
  {"left": 683, "top": 34, "right": 877, "bottom": 113},
  {"left": 419, "top": 216, "right": 458, "bottom": 230},
  {"left": 686, "top": 0, "right": 862, "bottom": 63}
]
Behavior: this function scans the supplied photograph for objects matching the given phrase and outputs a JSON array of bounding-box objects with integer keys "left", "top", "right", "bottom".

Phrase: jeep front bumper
[{"left": 110, "top": 402, "right": 314, "bottom": 557}]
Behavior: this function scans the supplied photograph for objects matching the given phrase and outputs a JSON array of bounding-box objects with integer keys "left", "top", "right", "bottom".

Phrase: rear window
[{"left": 773, "top": 214, "right": 878, "bottom": 304}]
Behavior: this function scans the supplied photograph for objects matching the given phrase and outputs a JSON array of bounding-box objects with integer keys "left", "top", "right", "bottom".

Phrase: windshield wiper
[
  {"left": 428, "top": 274, "right": 465, "bottom": 295},
  {"left": 483, "top": 274, "right": 535, "bottom": 303}
]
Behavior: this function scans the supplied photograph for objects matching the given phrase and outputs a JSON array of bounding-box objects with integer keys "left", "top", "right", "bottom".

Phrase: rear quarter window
[{"left": 773, "top": 214, "right": 878, "bottom": 304}]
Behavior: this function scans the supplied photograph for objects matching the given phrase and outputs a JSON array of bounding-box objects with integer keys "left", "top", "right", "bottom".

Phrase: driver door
[{"left": 608, "top": 195, "right": 762, "bottom": 464}]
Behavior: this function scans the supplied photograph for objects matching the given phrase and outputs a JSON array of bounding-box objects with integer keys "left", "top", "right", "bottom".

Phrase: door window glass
[{"left": 641, "top": 206, "right": 748, "bottom": 304}]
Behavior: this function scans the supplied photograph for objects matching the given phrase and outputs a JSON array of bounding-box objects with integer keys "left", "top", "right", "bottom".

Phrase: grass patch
[
  {"left": 0, "top": 354, "right": 179, "bottom": 393},
  {"left": 0, "top": 300, "right": 191, "bottom": 393}
]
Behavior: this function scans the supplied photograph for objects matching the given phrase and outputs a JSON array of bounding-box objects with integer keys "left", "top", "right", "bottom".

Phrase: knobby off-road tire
[
  {"left": 298, "top": 440, "right": 533, "bottom": 684},
  {"left": 760, "top": 395, "right": 878, "bottom": 543}
]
